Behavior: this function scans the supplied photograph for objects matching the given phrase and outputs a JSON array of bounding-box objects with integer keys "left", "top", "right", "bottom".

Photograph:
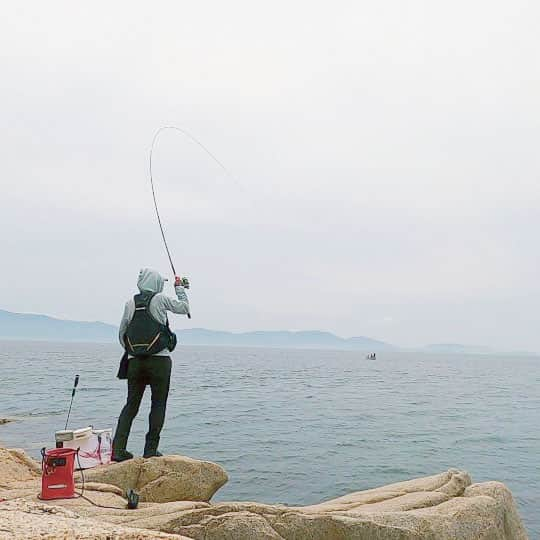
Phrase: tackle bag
[
  {"left": 117, "top": 351, "right": 129, "bottom": 379},
  {"left": 123, "top": 292, "right": 177, "bottom": 357}
]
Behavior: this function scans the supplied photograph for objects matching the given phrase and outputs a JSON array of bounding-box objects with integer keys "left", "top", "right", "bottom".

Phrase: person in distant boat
[{"left": 112, "top": 268, "right": 190, "bottom": 461}]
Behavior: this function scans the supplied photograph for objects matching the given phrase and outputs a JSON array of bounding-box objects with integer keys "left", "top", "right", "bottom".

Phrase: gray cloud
[{"left": 1, "top": 0, "right": 539, "bottom": 350}]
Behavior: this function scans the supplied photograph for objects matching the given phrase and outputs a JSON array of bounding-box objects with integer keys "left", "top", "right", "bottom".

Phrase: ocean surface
[{"left": 0, "top": 341, "right": 538, "bottom": 536}]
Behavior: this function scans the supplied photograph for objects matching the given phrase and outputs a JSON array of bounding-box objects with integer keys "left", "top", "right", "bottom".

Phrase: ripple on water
[{"left": 0, "top": 342, "right": 538, "bottom": 537}]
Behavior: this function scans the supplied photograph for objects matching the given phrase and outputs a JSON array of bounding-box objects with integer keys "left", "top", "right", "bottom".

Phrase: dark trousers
[{"left": 113, "top": 355, "right": 171, "bottom": 454}]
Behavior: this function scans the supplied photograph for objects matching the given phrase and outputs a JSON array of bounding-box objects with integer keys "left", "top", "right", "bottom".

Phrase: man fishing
[{"left": 112, "top": 267, "right": 190, "bottom": 461}]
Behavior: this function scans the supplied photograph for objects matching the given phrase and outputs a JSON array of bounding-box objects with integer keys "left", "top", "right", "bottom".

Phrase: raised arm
[{"left": 159, "top": 276, "right": 190, "bottom": 316}]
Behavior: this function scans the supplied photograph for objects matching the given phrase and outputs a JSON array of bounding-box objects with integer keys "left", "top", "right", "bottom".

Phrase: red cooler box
[{"left": 40, "top": 447, "right": 77, "bottom": 500}]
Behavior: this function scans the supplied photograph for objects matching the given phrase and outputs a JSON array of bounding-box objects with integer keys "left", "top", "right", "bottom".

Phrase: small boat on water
[{"left": 366, "top": 353, "right": 377, "bottom": 360}]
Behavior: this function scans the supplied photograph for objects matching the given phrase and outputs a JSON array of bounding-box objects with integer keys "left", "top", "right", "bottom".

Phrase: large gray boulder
[
  {"left": 148, "top": 470, "right": 529, "bottom": 540},
  {"left": 0, "top": 446, "right": 529, "bottom": 539},
  {"left": 0, "top": 499, "right": 190, "bottom": 540},
  {"left": 82, "top": 454, "right": 228, "bottom": 503}
]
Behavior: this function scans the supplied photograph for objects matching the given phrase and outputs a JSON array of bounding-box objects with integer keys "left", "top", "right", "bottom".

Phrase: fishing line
[
  {"left": 149, "top": 125, "right": 240, "bottom": 278},
  {"left": 75, "top": 452, "right": 128, "bottom": 510}
]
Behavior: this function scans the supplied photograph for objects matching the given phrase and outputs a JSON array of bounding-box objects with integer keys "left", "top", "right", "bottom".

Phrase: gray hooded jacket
[{"left": 119, "top": 268, "right": 190, "bottom": 357}]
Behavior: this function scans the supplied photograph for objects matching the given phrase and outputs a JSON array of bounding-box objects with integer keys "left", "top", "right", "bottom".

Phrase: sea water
[{"left": 0, "top": 340, "right": 538, "bottom": 536}]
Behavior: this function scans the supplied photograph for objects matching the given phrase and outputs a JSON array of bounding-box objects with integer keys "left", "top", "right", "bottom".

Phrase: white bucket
[{"left": 55, "top": 427, "right": 112, "bottom": 469}]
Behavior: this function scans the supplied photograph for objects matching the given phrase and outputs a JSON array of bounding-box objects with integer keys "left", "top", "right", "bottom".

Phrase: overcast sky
[{"left": 1, "top": 1, "right": 539, "bottom": 350}]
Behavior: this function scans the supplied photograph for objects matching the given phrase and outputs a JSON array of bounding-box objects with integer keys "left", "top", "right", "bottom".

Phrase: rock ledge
[{"left": 0, "top": 446, "right": 529, "bottom": 540}]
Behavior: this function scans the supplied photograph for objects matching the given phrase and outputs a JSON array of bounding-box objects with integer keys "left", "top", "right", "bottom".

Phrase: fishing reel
[{"left": 174, "top": 276, "right": 190, "bottom": 289}]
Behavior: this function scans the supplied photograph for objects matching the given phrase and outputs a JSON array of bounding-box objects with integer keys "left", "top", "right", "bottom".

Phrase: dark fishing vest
[{"left": 124, "top": 292, "right": 177, "bottom": 357}]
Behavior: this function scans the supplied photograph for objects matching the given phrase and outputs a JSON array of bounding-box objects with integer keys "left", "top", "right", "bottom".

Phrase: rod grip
[{"left": 71, "top": 375, "right": 79, "bottom": 396}]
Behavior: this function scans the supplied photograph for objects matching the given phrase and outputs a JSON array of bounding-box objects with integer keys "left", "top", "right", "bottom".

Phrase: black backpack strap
[
  {"left": 134, "top": 291, "right": 156, "bottom": 309},
  {"left": 126, "top": 291, "right": 176, "bottom": 355},
  {"left": 135, "top": 292, "right": 167, "bottom": 329}
]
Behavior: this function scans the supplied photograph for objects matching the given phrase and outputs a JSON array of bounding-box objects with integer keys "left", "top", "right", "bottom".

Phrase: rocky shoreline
[{"left": 0, "top": 445, "right": 528, "bottom": 539}]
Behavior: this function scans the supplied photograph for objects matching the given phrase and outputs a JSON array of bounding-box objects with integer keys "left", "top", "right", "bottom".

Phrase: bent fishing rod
[{"left": 149, "top": 126, "right": 237, "bottom": 319}]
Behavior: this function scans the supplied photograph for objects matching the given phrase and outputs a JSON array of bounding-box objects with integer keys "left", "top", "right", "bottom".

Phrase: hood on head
[{"left": 137, "top": 268, "right": 165, "bottom": 293}]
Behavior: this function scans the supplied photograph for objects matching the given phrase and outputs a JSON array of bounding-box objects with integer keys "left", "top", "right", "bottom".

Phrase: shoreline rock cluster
[{"left": 0, "top": 445, "right": 529, "bottom": 539}]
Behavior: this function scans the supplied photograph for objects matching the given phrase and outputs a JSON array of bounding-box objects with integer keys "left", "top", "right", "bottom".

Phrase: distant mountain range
[
  {"left": 1, "top": 309, "right": 536, "bottom": 355},
  {"left": 0, "top": 309, "right": 390, "bottom": 351},
  {"left": 0, "top": 309, "right": 116, "bottom": 343},
  {"left": 177, "top": 328, "right": 391, "bottom": 350}
]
